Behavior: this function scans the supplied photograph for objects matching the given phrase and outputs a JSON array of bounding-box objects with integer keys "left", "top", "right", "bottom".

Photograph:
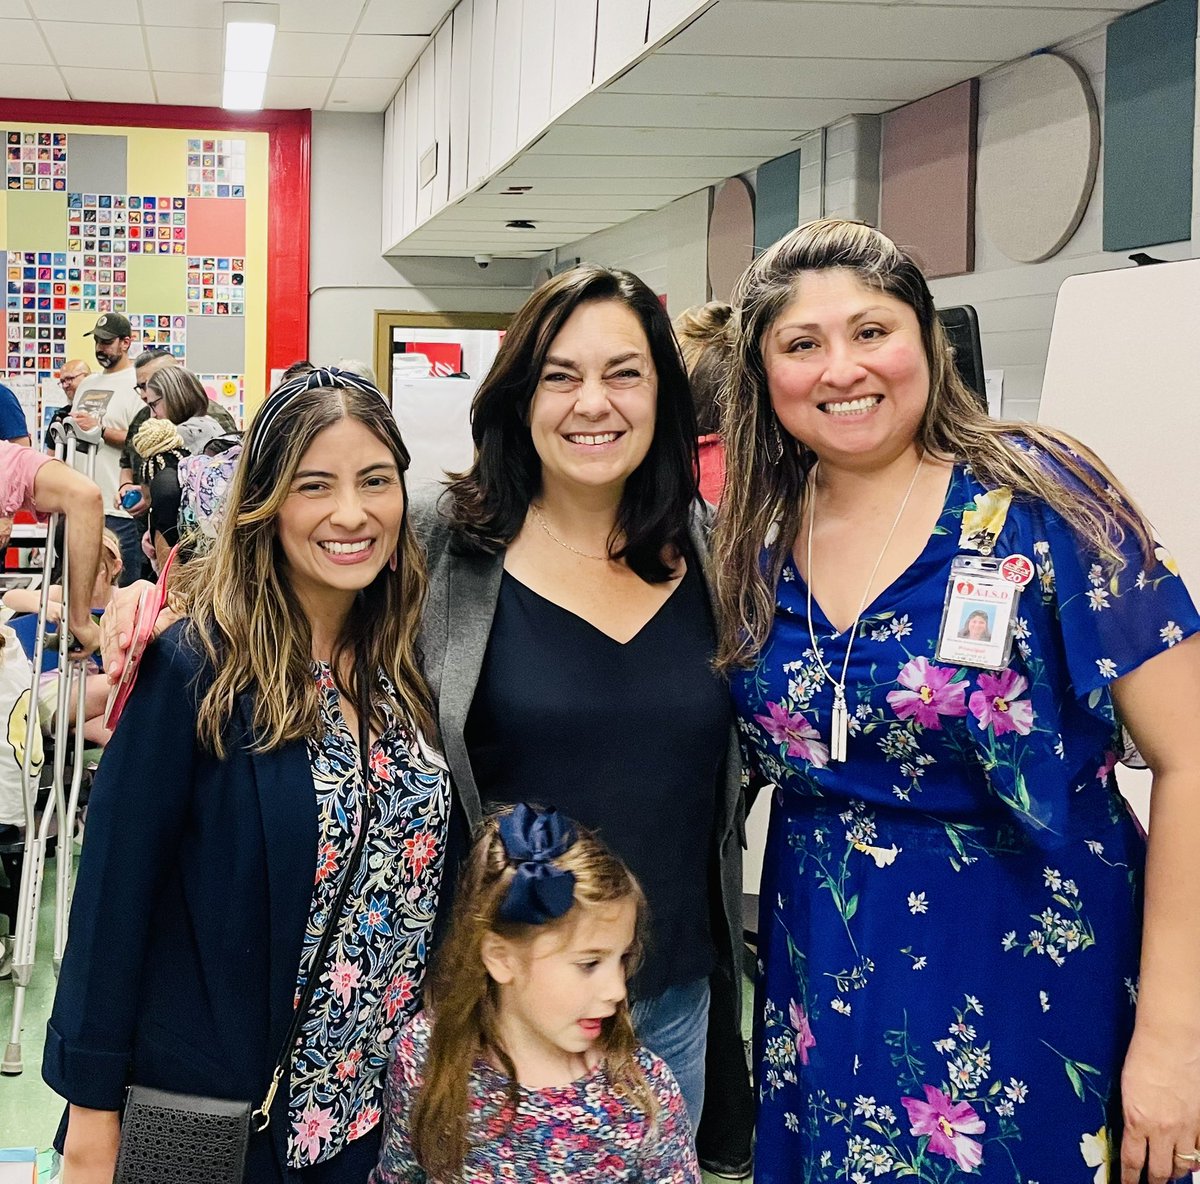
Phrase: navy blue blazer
[{"left": 43, "top": 622, "right": 324, "bottom": 1181}]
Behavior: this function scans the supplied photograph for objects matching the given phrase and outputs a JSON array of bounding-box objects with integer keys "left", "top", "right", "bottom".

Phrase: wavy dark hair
[{"left": 444, "top": 264, "right": 699, "bottom": 583}]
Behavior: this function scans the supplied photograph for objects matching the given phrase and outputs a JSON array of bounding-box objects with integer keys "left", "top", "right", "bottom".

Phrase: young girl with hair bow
[{"left": 370, "top": 803, "right": 701, "bottom": 1184}]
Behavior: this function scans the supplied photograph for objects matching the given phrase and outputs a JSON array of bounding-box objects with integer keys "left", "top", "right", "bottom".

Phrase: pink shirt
[{"left": 0, "top": 440, "right": 52, "bottom": 518}]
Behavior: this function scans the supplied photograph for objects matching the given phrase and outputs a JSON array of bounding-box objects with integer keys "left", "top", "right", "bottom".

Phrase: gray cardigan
[{"left": 412, "top": 488, "right": 746, "bottom": 1006}]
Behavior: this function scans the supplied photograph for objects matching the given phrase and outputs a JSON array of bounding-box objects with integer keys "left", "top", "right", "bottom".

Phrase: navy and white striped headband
[{"left": 247, "top": 367, "right": 395, "bottom": 468}]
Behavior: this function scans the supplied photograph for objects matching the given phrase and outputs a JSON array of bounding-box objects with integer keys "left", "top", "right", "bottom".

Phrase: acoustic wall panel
[
  {"left": 754, "top": 150, "right": 800, "bottom": 253},
  {"left": 880, "top": 79, "right": 977, "bottom": 279},
  {"left": 707, "top": 176, "right": 754, "bottom": 302},
  {"left": 977, "top": 53, "right": 1098, "bottom": 263},
  {"left": 1103, "top": 0, "right": 1197, "bottom": 250}
]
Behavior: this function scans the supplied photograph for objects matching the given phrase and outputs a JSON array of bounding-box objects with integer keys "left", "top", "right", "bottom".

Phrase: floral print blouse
[
  {"left": 286, "top": 665, "right": 451, "bottom": 1168},
  {"left": 370, "top": 1011, "right": 701, "bottom": 1183}
]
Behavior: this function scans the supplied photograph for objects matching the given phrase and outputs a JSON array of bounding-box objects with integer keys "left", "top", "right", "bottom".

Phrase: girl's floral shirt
[
  {"left": 286, "top": 666, "right": 451, "bottom": 1168},
  {"left": 369, "top": 1011, "right": 701, "bottom": 1183},
  {"left": 731, "top": 456, "right": 1200, "bottom": 1182}
]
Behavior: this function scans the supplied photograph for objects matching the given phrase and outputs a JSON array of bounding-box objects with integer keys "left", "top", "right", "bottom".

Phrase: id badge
[{"left": 936, "top": 554, "right": 1031, "bottom": 670}]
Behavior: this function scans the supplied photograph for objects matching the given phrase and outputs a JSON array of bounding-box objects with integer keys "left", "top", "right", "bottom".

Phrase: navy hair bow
[{"left": 497, "top": 804, "right": 578, "bottom": 926}]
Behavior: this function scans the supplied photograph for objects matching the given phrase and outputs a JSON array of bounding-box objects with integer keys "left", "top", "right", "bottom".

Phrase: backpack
[{"left": 177, "top": 435, "right": 242, "bottom": 553}]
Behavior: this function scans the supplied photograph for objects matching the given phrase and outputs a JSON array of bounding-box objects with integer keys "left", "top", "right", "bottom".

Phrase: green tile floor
[
  {"left": 0, "top": 858, "right": 753, "bottom": 1182},
  {"left": 1, "top": 850, "right": 66, "bottom": 1181}
]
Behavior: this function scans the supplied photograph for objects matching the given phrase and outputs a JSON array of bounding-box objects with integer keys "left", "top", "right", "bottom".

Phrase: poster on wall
[{"left": 0, "top": 121, "right": 269, "bottom": 425}]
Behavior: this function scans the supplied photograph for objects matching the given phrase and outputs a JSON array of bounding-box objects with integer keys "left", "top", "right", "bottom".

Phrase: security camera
[{"left": 474, "top": 254, "right": 491, "bottom": 269}]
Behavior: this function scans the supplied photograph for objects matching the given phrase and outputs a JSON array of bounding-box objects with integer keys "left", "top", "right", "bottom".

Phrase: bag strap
[{"left": 252, "top": 660, "right": 376, "bottom": 1132}]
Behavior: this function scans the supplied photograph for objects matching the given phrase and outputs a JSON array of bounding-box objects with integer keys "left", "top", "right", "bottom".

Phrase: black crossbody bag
[{"left": 114, "top": 689, "right": 376, "bottom": 1184}]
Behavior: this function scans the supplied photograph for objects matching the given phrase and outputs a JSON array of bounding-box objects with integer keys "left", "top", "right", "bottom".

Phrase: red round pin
[{"left": 1000, "top": 554, "right": 1034, "bottom": 586}]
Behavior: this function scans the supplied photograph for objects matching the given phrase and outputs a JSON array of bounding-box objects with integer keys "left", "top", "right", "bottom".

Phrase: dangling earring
[
  {"left": 388, "top": 549, "right": 398, "bottom": 573},
  {"left": 768, "top": 417, "right": 784, "bottom": 464}
]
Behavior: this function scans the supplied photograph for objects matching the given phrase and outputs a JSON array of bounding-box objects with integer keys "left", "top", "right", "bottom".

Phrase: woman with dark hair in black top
[{"left": 415, "top": 264, "right": 746, "bottom": 1139}]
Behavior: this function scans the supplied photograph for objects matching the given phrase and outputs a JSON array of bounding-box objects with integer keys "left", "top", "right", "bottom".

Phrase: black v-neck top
[{"left": 464, "top": 559, "right": 728, "bottom": 997}]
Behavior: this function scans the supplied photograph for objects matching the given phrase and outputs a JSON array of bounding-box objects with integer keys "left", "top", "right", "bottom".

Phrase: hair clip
[{"left": 497, "top": 804, "right": 577, "bottom": 926}]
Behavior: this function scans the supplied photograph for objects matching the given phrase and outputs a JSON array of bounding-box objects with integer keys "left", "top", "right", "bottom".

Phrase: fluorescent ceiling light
[{"left": 223, "top": 2, "right": 278, "bottom": 111}]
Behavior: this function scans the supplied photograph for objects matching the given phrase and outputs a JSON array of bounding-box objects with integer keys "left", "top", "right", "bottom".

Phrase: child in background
[{"left": 370, "top": 803, "right": 700, "bottom": 1184}]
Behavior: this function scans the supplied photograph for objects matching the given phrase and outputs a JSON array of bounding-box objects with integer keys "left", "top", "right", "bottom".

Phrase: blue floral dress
[
  {"left": 731, "top": 461, "right": 1200, "bottom": 1182},
  {"left": 287, "top": 665, "right": 452, "bottom": 1168}
]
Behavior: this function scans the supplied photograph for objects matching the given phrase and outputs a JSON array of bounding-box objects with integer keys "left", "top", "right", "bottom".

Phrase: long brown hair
[
  {"left": 171, "top": 377, "right": 435, "bottom": 756},
  {"left": 713, "top": 218, "right": 1155, "bottom": 672},
  {"left": 409, "top": 809, "right": 655, "bottom": 1178}
]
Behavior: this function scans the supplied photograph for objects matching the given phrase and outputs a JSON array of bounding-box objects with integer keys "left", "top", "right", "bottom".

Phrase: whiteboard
[
  {"left": 392, "top": 377, "right": 478, "bottom": 493},
  {"left": 1039, "top": 258, "right": 1200, "bottom": 825},
  {"left": 1041, "top": 259, "right": 1200, "bottom": 591}
]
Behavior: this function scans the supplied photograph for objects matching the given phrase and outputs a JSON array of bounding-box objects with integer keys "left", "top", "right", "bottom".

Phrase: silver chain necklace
[
  {"left": 804, "top": 453, "right": 925, "bottom": 762},
  {"left": 530, "top": 503, "right": 610, "bottom": 561}
]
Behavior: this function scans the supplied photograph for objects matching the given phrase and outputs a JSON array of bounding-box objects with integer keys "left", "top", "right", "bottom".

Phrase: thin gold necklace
[
  {"left": 804, "top": 453, "right": 925, "bottom": 762},
  {"left": 529, "top": 503, "right": 610, "bottom": 561}
]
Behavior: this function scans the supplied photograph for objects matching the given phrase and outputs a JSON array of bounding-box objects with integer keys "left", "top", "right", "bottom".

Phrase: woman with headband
[{"left": 44, "top": 368, "right": 453, "bottom": 1184}]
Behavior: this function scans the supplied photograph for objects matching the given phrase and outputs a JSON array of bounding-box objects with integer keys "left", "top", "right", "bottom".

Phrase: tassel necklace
[{"left": 804, "top": 453, "right": 925, "bottom": 762}]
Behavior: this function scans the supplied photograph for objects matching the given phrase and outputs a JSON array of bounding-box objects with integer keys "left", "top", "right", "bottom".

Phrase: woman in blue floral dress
[{"left": 711, "top": 221, "right": 1200, "bottom": 1183}]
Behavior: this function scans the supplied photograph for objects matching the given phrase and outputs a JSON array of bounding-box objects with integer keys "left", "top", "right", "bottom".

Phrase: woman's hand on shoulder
[
  {"left": 100, "top": 581, "right": 181, "bottom": 682},
  {"left": 62, "top": 1105, "right": 120, "bottom": 1184}
]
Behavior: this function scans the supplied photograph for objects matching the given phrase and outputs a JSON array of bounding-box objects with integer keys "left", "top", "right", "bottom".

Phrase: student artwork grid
[
  {"left": 5, "top": 309, "right": 66, "bottom": 375},
  {"left": 128, "top": 196, "right": 188, "bottom": 255},
  {"left": 186, "top": 138, "right": 246, "bottom": 198},
  {"left": 6, "top": 252, "right": 69, "bottom": 375},
  {"left": 129, "top": 313, "right": 186, "bottom": 360},
  {"left": 5, "top": 130, "right": 67, "bottom": 191},
  {"left": 186, "top": 256, "right": 245, "bottom": 317},
  {"left": 66, "top": 252, "right": 128, "bottom": 313}
]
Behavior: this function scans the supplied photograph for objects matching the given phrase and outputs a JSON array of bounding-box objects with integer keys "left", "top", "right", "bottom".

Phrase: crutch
[{"left": 2, "top": 418, "right": 101, "bottom": 1076}]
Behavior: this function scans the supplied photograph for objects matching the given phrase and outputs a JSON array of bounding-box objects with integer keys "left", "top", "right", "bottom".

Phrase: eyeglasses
[
  {"left": 143, "top": 396, "right": 162, "bottom": 410},
  {"left": 58, "top": 374, "right": 84, "bottom": 387}
]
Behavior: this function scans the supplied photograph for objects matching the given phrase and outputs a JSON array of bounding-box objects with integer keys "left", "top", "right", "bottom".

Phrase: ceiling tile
[
  {"left": 28, "top": 0, "right": 140, "bottom": 21},
  {"left": 264, "top": 74, "right": 333, "bottom": 108},
  {"left": 41, "top": 21, "right": 149, "bottom": 70},
  {"left": 0, "top": 19, "right": 51, "bottom": 66},
  {"left": 0, "top": 62, "right": 70, "bottom": 100},
  {"left": 154, "top": 70, "right": 223, "bottom": 107},
  {"left": 272, "top": 30, "right": 350, "bottom": 75},
  {"left": 358, "top": 0, "right": 454, "bottom": 35},
  {"left": 61, "top": 65, "right": 155, "bottom": 102},
  {"left": 340, "top": 34, "right": 425, "bottom": 78},
  {"left": 325, "top": 75, "right": 400, "bottom": 110},
  {"left": 140, "top": 1, "right": 223, "bottom": 28},
  {"left": 277, "top": 0, "right": 366, "bottom": 34},
  {"left": 146, "top": 25, "right": 222, "bottom": 73}
]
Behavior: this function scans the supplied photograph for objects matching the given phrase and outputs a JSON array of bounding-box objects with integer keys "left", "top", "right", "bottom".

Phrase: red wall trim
[{"left": 0, "top": 99, "right": 310, "bottom": 390}]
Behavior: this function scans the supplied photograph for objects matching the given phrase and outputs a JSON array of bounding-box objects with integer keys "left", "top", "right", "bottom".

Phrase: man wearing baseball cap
[{"left": 67, "top": 312, "right": 143, "bottom": 585}]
